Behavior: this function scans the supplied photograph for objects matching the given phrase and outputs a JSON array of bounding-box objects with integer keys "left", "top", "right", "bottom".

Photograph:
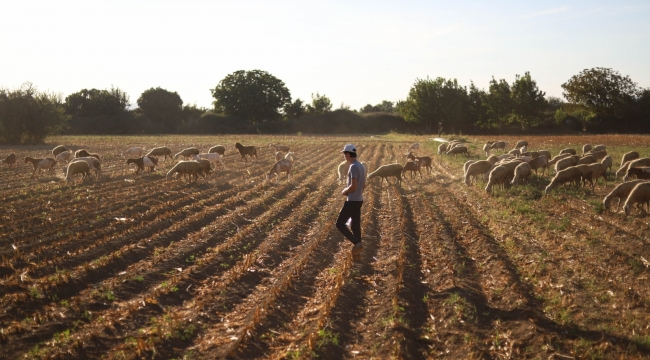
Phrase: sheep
[
  {"left": 465, "top": 160, "right": 493, "bottom": 185},
  {"left": 446, "top": 145, "right": 468, "bottom": 157},
  {"left": 545, "top": 166, "right": 583, "bottom": 194},
  {"left": 196, "top": 159, "right": 213, "bottom": 178},
  {"left": 208, "top": 145, "right": 226, "bottom": 156},
  {"left": 484, "top": 160, "right": 522, "bottom": 182},
  {"left": 486, "top": 155, "right": 499, "bottom": 165},
  {"left": 490, "top": 141, "right": 507, "bottom": 152},
  {"left": 407, "top": 152, "right": 432, "bottom": 175},
  {"left": 496, "top": 154, "right": 514, "bottom": 161},
  {"left": 75, "top": 149, "right": 101, "bottom": 160},
  {"left": 555, "top": 156, "right": 579, "bottom": 174},
  {"left": 264, "top": 158, "right": 293, "bottom": 183},
  {"left": 601, "top": 155, "right": 613, "bottom": 174},
  {"left": 514, "top": 140, "right": 528, "bottom": 149},
  {"left": 559, "top": 148, "right": 576, "bottom": 155},
  {"left": 482, "top": 142, "right": 493, "bottom": 156},
  {"left": 508, "top": 149, "right": 521, "bottom": 157},
  {"left": 52, "top": 145, "right": 68, "bottom": 157},
  {"left": 604, "top": 180, "right": 649, "bottom": 212},
  {"left": 269, "top": 144, "right": 290, "bottom": 153},
  {"left": 274, "top": 151, "right": 284, "bottom": 162},
  {"left": 593, "top": 144, "right": 606, "bottom": 152},
  {"left": 145, "top": 146, "right": 173, "bottom": 161},
  {"left": 69, "top": 157, "right": 101, "bottom": 178},
  {"left": 586, "top": 150, "right": 608, "bottom": 160},
  {"left": 574, "top": 164, "right": 595, "bottom": 188},
  {"left": 1, "top": 153, "right": 16, "bottom": 167},
  {"left": 528, "top": 155, "right": 548, "bottom": 175},
  {"left": 124, "top": 147, "right": 145, "bottom": 158},
  {"left": 235, "top": 142, "right": 257, "bottom": 161},
  {"left": 24, "top": 157, "right": 57, "bottom": 177},
  {"left": 485, "top": 166, "right": 508, "bottom": 193},
  {"left": 577, "top": 155, "right": 597, "bottom": 165},
  {"left": 403, "top": 160, "right": 421, "bottom": 179},
  {"left": 623, "top": 183, "right": 650, "bottom": 216},
  {"left": 625, "top": 167, "right": 650, "bottom": 181},
  {"left": 127, "top": 156, "right": 159, "bottom": 175},
  {"left": 511, "top": 162, "right": 532, "bottom": 186},
  {"left": 406, "top": 142, "right": 420, "bottom": 154},
  {"left": 192, "top": 153, "right": 227, "bottom": 169},
  {"left": 621, "top": 151, "right": 640, "bottom": 168},
  {"left": 538, "top": 150, "right": 552, "bottom": 160},
  {"left": 621, "top": 158, "right": 650, "bottom": 181},
  {"left": 338, "top": 161, "right": 368, "bottom": 183},
  {"left": 587, "top": 163, "right": 607, "bottom": 189},
  {"left": 463, "top": 160, "right": 476, "bottom": 176},
  {"left": 521, "top": 151, "right": 539, "bottom": 159},
  {"left": 437, "top": 143, "right": 448, "bottom": 154},
  {"left": 166, "top": 161, "right": 205, "bottom": 182},
  {"left": 548, "top": 153, "right": 572, "bottom": 167},
  {"left": 367, "top": 164, "right": 403, "bottom": 186},
  {"left": 65, "top": 161, "right": 91, "bottom": 183},
  {"left": 582, "top": 144, "right": 592, "bottom": 154},
  {"left": 174, "top": 147, "right": 200, "bottom": 160},
  {"left": 55, "top": 150, "right": 73, "bottom": 164}
]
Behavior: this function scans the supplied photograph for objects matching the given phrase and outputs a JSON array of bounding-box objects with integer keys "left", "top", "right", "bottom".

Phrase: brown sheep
[
  {"left": 1, "top": 153, "right": 16, "bottom": 167},
  {"left": 587, "top": 163, "right": 607, "bottom": 189},
  {"left": 407, "top": 152, "right": 432, "bottom": 174},
  {"left": 24, "top": 157, "right": 57, "bottom": 177},
  {"left": 625, "top": 167, "right": 650, "bottom": 181},
  {"left": 403, "top": 160, "right": 421, "bottom": 179},
  {"left": 166, "top": 161, "right": 205, "bottom": 182},
  {"left": 146, "top": 146, "right": 173, "bottom": 161},
  {"left": 490, "top": 141, "right": 507, "bottom": 152},
  {"left": 621, "top": 158, "right": 650, "bottom": 180},
  {"left": 582, "top": 144, "right": 592, "bottom": 155},
  {"left": 127, "top": 156, "right": 159, "bottom": 174},
  {"left": 621, "top": 151, "right": 640, "bottom": 167},
  {"left": 174, "top": 147, "right": 200, "bottom": 160},
  {"left": 559, "top": 148, "right": 576, "bottom": 156},
  {"left": 446, "top": 146, "right": 468, "bottom": 157},
  {"left": 208, "top": 145, "right": 226, "bottom": 156},
  {"left": 586, "top": 150, "right": 607, "bottom": 160},
  {"left": 235, "top": 142, "right": 257, "bottom": 161},
  {"left": 577, "top": 155, "right": 597, "bottom": 165}
]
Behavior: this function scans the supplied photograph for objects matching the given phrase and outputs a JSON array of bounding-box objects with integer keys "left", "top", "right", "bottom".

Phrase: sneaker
[{"left": 351, "top": 243, "right": 364, "bottom": 257}]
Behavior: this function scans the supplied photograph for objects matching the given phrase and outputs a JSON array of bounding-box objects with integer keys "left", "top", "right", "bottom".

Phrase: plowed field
[{"left": 1, "top": 134, "right": 650, "bottom": 359}]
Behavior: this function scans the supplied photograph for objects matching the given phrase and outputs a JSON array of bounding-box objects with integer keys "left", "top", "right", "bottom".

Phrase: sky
[{"left": 1, "top": 0, "right": 649, "bottom": 111}]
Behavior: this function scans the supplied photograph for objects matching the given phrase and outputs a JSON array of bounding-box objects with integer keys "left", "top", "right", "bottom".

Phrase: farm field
[{"left": 1, "top": 134, "right": 650, "bottom": 359}]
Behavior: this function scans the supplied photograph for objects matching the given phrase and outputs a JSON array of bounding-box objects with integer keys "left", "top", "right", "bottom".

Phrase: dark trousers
[{"left": 336, "top": 201, "right": 363, "bottom": 245}]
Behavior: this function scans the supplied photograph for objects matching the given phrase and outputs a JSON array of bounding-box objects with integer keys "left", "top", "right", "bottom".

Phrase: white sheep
[
  {"left": 559, "top": 148, "right": 576, "bottom": 156},
  {"left": 68, "top": 157, "right": 101, "bottom": 178},
  {"left": 24, "top": 157, "right": 57, "bottom": 178},
  {"left": 166, "top": 161, "right": 205, "bottom": 182},
  {"left": 463, "top": 160, "right": 476, "bottom": 177},
  {"left": 208, "top": 145, "right": 226, "bottom": 155},
  {"left": 192, "top": 153, "right": 227, "bottom": 169},
  {"left": 55, "top": 150, "right": 73, "bottom": 164},
  {"left": 485, "top": 166, "right": 508, "bottom": 193},
  {"left": 555, "top": 156, "right": 579, "bottom": 174},
  {"left": 623, "top": 182, "right": 650, "bottom": 216},
  {"left": 465, "top": 160, "right": 492, "bottom": 185},
  {"left": 367, "top": 164, "right": 403, "bottom": 186},
  {"left": 338, "top": 161, "right": 368, "bottom": 183},
  {"left": 603, "top": 179, "right": 649, "bottom": 212},
  {"left": 582, "top": 144, "right": 592, "bottom": 154},
  {"left": 511, "top": 162, "right": 532, "bottom": 186},
  {"left": 621, "top": 151, "right": 640, "bottom": 168},
  {"left": 593, "top": 144, "right": 606, "bottom": 152},
  {"left": 545, "top": 166, "right": 583, "bottom": 194},
  {"left": 601, "top": 155, "right": 613, "bottom": 174},
  {"left": 124, "top": 147, "right": 145, "bottom": 158},
  {"left": 65, "top": 161, "right": 91, "bottom": 183},
  {"left": 266, "top": 159, "right": 293, "bottom": 183},
  {"left": 174, "top": 147, "right": 200, "bottom": 160},
  {"left": 621, "top": 158, "right": 650, "bottom": 181},
  {"left": 146, "top": 146, "right": 173, "bottom": 161},
  {"left": 490, "top": 141, "right": 507, "bottom": 152},
  {"left": 52, "top": 145, "right": 68, "bottom": 157}
]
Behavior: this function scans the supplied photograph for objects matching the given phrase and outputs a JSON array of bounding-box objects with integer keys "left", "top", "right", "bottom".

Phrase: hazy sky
[{"left": 1, "top": 0, "right": 649, "bottom": 110}]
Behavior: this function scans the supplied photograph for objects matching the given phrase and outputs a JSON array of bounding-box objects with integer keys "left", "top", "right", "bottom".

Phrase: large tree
[
  {"left": 0, "top": 83, "right": 68, "bottom": 144},
  {"left": 137, "top": 87, "right": 183, "bottom": 129},
  {"left": 561, "top": 67, "right": 640, "bottom": 131},
  {"left": 483, "top": 77, "right": 513, "bottom": 132},
  {"left": 65, "top": 87, "right": 130, "bottom": 117},
  {"left": 211, "top": 70, "right": 291, "bottom": 124},
  {"left": 510, "top": 72, "right": 547, "bottom": 130},
  {"left": 305, "top": 92, "right": 332, "bottom": 114},
  {"left": 400, "top": 77, "right": 468, "bottom": 133}
]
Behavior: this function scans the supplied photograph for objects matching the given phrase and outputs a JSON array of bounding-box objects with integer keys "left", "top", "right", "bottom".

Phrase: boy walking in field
[{"left": 336, "top": 144, "right": 366, "bottom": 260}]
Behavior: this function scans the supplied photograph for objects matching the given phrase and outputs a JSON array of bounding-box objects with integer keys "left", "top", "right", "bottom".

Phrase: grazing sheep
[
  {"left": 274, "top": 151, "right": 284, "bottom": 162},
  {"left": 521, "top": 151, "right": 539, "bottom": 159},
  {"left": 625, "top": 167, "right": 650, "bottom": 181},
  {"left": 538, "top": 150, "right": 552, "bottom": 160},
  {"left": 52, "top": 145, "right": 68, "bottom": 157},
  {"left": 69, "top": 157, "right": 101, "bottom": 178},
  {"left": 437, "top": 143, "right": 448, "bottom": 154},
  {"left": 548, "top": 153, "right": 572, "bottom": 167},
  {"left": 403, "top": 160, "right": 421, "bottom": 179},
  {"left": 269, "top": 144, "right": 290, "bottom": 153},
  {"left": 485, "top": 166, "right": 508, "bottom": 193},
  {"left": 235, "top": 142, "right": 257, "bottom": 161},
  {"left": 559, "top": 148, "right": 576, "bottom": 155},
  {"left": 127, "top": 156, "right": 159, "bottom": 174},
  {"left": 24, "top": 157, "right": 57, "bottom": 177},
  {"left": 196, "top": 159, "right": 213, "bottom": 178},
  {"left": 463, "top": 160, "right": 476, "bottom": 176},
  {"left": 406, "top": 142, "right": 420, "bottom": 154},
  {"left": 337, "top": 161, "right": 368, "bottom": 183},
  {"left": 1, "top": 153, "right": 16, "bottom": 167},
  {"left": 545, "top": 166, "right": 583, "bottom": 194},
  {"left": 582, "top": 144, "right": 592, "bottom": 154},
  {"left": 208, "top": 145, "right": 226, "bottom": 156},
  {"left": 604, "top": 180, "right": 649, "bottom": 212},
  {"left": 74, "top": 149, "right": 100, "bottom": 160},
  {"left": 601, "top": 155, "right": 613, "bottom": 174},
  {"left": 490, "top": 141, "right": 507, "bottom": 152},
  {"left": 514, "top": 140, "right": 528, "bottom": 149},
  {"left": 407, "top": 152, "right": 432, "bottom": 174},
  {"left": 265, "top": 158, "right": 293, "bottom": 183},
  {"left": 621, "top": 151, "right": 640, "bottom": 167},
  {"left": 65, "top": 161, "right": 91, "bottom": 183},
  {"left": 446, "top": 146, "right": 468, "bottom": 157},
  {"left": 124, "top": 147, "right": 145, "bottom": 158},
  {"left": 484, "top": 160, "right": 522, "bottom": 182},
  {"left": 587, "top": 150, "right": 608, "bottom": 160},
  {"left": 555, "top": 156, "right": 579, "bottom": 174},
  {"left": 621, "top": 158, "right": 650, "bottom": 180},
  {"left": 486, "top": 155, "right": 499, "bottom": 165},
  {"left": 623, "top": 182, "right": 650, "bottom": 216},
  {"left": 587, "top": 163, "right": 607, "bottom": 189},
  {"left": 574, "top": 164, "right": 595, "bottom": 188},
  {"left": 593, "top": 144, "right": 606, "bottom": 152},
  {"left": 174, "top": 147, "right": 200, "bottom": 160},
  {"left": 465, "top": 160, "right": 493, "bottom": 185},
  {"left": 511, "top": 162, "right": 532, "bottom": 186},
  {"left": 145, "top": 146, "right": 173, "bottom": 161},
  {"left": 367, "top": 164, "right": 403, "bottom": 186},
  {"left": 528, "top": 155, "right": 548, "bottom": 175},
  {"left": 166, "top": 161, "right": 205, "bottom": 182},
  {"left": 55, "top": 150, "right": 73, "bottom": 164},
  {"left": 508, "top": 149, "right": 521, "bottom": 157},
  {"left": 577, "top": 155, "right": 597, "bottom": 165},
  {"left": 192, "top": 153, "right": 227, "bottom": 169}
]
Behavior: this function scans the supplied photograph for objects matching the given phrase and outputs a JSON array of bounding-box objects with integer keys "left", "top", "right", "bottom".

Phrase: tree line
[{"left": 0, "top": 68, "right": 648, "bottom": 143}]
